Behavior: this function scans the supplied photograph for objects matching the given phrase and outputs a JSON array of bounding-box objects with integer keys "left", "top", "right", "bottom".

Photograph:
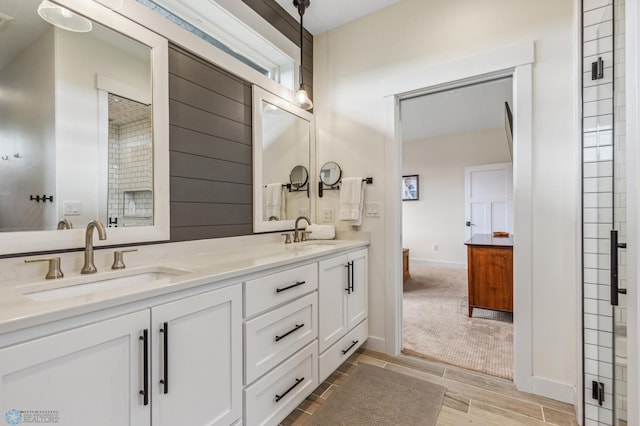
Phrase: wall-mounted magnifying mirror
[
  {"left": 290, "top": 165, "right": 309, "bottom": 189},
  {"left": 320, "top": 161, "right": 342, "bottom": 187},
  {"left": 0, "top": 0, "right": 169, "bottom": 255},
  {"left": 253, "top": 86, "right": 315, "bottom": 233}
]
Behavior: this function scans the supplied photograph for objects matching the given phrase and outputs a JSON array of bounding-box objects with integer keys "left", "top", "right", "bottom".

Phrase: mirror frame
[
  {"left": 252, "top": 85, "right": 315, "bottom": 233},
  {"left": 0, "top": 0, "right": 169, "bottom": 255}
]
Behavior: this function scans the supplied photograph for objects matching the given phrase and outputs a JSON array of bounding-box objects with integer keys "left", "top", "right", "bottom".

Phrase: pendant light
[
  {"left": 293, "top": 0, "right": 313, "bottom": 110},
  {"left": 37, "top": 0, "right": 92, "bottom": 33}
]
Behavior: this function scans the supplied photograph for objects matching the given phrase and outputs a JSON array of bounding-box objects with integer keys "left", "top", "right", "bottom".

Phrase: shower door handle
[{"left": 610, "top": 230, "right": 627, "bottom": 306}]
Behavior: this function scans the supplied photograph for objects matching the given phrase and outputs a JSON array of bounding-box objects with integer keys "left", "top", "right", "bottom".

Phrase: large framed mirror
[
  {"left": 0, "top": 0, "right": 169, "bottom": 255},
  {"left": 253, "top": 86, "right": 315, "bottom": 233}
]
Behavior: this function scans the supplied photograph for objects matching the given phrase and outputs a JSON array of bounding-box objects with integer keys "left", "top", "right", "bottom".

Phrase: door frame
[
  {"left": 382, "top": 42, "right": 535, "bottom": 393},
  {"left": 625, "top": 0, "right": 639, "bottom": 423}
]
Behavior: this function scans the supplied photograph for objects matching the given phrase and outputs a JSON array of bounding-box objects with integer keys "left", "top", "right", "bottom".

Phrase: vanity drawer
[
  {"left": 245, "top": 292, "right": 317, "bottom": 384},
  {"left": 244, "top": 263, "right": 317, "bottom": 317},
  {"left": 318, "top": 318, "right": 368, "bottom": 383},
  {"left": 244, "top": 341, "right": 318, "bottom": 426}
]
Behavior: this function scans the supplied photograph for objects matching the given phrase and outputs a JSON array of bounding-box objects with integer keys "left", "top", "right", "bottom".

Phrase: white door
[
  {"left": 464, "top": 163, "right": 513, "bottom": 239},
  {"left": 318, "top": 255, "right": 349, "bottom": 353},
  {"left": 347, "top": 249, "right": 368, "bottom": 330},
  {"left": 0, "top": 310, "right": 150, "bottom": 426},
  {"left": 151, "top": 284, "right": 242, "bottom": 426}
]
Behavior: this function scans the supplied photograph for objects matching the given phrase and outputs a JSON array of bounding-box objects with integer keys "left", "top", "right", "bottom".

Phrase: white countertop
[{"left": 0, "top": 239, "right": 368, "bottom": 335}]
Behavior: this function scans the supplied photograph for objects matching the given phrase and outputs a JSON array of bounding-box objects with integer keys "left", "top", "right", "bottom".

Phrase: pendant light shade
[
  {"left": 293, "top": 0, "right": 312, "bottom": 110},
  {"left": 38, "top": 0, "right": 92, "bottom": 33}
]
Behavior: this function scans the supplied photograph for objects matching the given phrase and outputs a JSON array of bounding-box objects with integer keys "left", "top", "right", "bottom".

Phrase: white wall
[
  {"left": 55, "top": 27, "right": 150, "bottom": 227},
  {"left": 402, "top": 127, "right": 511, "bottom": 266},
  {"left": 314, "top": 0, "right": 579, "bottom": 395},
  {"left": 0, "top": 29, "right": 56, "bottom": 231}
]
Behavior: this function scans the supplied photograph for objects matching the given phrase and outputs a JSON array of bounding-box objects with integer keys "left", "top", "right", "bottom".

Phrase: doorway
[
  {"left": 382, "top": 43, "right": 535, "bottom": 392},
  {"left": 399, "top": 78, "right": 515, "bottom": 379}
]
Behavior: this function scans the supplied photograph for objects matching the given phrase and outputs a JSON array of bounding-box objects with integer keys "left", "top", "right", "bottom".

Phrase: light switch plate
[
  {"left": 63, "top": 201, "right": 82, "bottom": 216},
  {"left": 366, "top": 202, "right": 380, "bottom": 218}
]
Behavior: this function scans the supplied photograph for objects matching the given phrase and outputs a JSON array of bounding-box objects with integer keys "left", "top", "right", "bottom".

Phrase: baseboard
[
  {"left": 530, "top": 376, "right": 576, "bottom": 405},
  {"left": 363, "top": 336, "right": 386, "bottom": 353},
  {"left": 410, "top": 258, "right": 466, "bottom": 269}
]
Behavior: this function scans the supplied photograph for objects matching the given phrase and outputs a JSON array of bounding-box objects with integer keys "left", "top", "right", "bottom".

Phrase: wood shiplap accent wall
[
  {"left": 241, "top": 0, "right": 313, "bottom": 100},
  {"left": 168, "top": 45, "right": 253, "bottom": 241}
]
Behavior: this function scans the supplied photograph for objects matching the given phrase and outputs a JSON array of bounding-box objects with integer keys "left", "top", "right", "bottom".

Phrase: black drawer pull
[
  {"left": 341, "top": 340, "right": 359, "bottom": 355},
  {"left": 139, "top": 329, "right": 149, "bottom": 406},
  {"left": 275, "top": 323, "right": 304, "bottom": 342},
  {"left": 275, "top": 377, "right": 304, "bottom": 403},
  {"left": 276, "top": 281, "right": 306, "bottom": 293},
  {"left": 160, "top": 322, "right": 169, "bottom": 394}
]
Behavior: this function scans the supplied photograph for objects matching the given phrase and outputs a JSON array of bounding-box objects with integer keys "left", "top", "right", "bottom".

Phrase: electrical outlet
[
  {"left": 298, "top": 208, "right": 308, "bottom": 217},
  {"left": 322, "top": 208, "right": 335, "bottom": 223},
  {"left": 432, "top": 244, "right": 438, "bottom": 251}
]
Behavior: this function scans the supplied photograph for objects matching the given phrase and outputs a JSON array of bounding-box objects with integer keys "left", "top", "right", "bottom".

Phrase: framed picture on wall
[{"left": 402, "top": 175, "right": 419, "bottom": 201}]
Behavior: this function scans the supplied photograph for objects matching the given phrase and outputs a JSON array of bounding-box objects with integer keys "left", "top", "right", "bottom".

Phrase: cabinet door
[
  {"left": 0, "top": 311, "right": 150, "bottom": 426},
  {"left": 318, "top": 255, "right": 349, "bottom": 353},
  {"left": 151, "top": 284, "right": 242, "bottom": 426},
  {"left": 347, "top": 249, "right": 368, "bottom": 330}
]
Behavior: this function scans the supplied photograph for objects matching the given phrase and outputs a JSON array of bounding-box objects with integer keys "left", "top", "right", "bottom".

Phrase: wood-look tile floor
[{"left": 281, "top": 348, "right": 579, "bottom": 425}]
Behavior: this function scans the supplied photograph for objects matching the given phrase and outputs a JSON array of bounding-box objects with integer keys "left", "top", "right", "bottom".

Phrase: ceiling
[
  {"left": 273, "top": 0, "right": 401, "bottom": 35},
  {"left": 400, "top": 78, "right": 513, "bottom": 142}
]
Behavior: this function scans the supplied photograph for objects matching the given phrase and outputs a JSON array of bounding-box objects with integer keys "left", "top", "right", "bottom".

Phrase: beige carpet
[
  {"left": 402, "top": 263, "right": 513, "bottom": 380},
  {"left": 307, "top": 363, "right": 446, "bottom": 425}
]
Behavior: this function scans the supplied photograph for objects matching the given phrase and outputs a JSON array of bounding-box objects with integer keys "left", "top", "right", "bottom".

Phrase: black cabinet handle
[
  {"left": 275, "top": 377, "right": 304, "bottom": 403},
  {"left": 160, "top": 322, "right": 169, "bottom": 394},
  {"left": 276, "top": 281, "right": 306, "bottom": 293},
  {"left": 139, "top": 329, "right": 149, "bottom": 406},
  {"left": 341, "top": 340, "right": 359, "bottom": 355},
  {"left": 275, "top": 323, "right": 305, "bottom": 342},
  {"left": 350, "top": 261, "right": 355, "bottom": 292},
  {"left": 345, "top": 263, "right": 351, "bottom": 294}
]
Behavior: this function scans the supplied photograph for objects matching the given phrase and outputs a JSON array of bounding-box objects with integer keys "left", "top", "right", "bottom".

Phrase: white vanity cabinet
[
  {"left": 243, "top": 263, "right": 319, "bottom": 426},
  {"left": 0, "top": 283, "right": 242, "bottom": 426},
  {"left": 150, "top": 284, "right": 242, "bottom": 426},
  {"left": 318, "top": 248, "right": 368, "bottom": 383},
  {"left": 0, "top": 310, "right": 151, "bottom": 426}
]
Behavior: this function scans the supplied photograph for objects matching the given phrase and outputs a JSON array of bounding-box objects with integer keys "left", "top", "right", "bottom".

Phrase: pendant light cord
[{"left": 298, "top": 5, "right": 305, "bottom": 90}]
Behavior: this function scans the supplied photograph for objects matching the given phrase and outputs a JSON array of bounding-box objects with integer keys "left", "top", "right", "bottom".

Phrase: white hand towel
[
  {"left": 339, "top": 177, "right": 365, "bottom": 226},
  {"left": 306, "top": 224, "right": 335, "bottom": 240},
  {"left": 265, "top": 183, "right": 285, "bottom": 220}
]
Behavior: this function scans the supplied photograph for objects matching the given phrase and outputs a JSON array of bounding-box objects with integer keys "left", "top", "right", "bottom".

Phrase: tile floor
[{"left": 281, "top": 348, "right": 579, "bottom": 425}]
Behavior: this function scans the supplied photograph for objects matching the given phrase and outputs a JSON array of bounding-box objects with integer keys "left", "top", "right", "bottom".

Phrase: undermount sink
[
  {"left": 293, "top": 241, "right": 337, "bottom": 250},
  {"left": 20, "top": 266, "right": 191, "bottom": 302}
]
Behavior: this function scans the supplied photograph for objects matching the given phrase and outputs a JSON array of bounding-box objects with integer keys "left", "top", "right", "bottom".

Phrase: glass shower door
[{"left": 582, "top": 0, "right": 627, "bottom": 425}]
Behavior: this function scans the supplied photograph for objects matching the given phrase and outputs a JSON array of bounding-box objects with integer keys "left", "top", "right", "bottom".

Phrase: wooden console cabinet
[{"left": 465, "top": 235, "right": 513, "bottom": 317}]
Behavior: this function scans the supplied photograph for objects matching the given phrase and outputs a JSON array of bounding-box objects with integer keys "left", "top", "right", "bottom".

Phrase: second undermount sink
[
  {"left": 21, "top": 266, "right": 191, "bottom": 302},
  {"left": 293, "top": 241, "right": 337, "bottom": 250}
]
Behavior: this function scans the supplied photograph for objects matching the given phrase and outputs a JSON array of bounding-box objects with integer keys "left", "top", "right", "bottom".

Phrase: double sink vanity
[
  {"left": 0, "top": 1, "right": 370, "bottom": 425},
  {"left": 0, "top": 235, "right": 369, "bottom": 426}
]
